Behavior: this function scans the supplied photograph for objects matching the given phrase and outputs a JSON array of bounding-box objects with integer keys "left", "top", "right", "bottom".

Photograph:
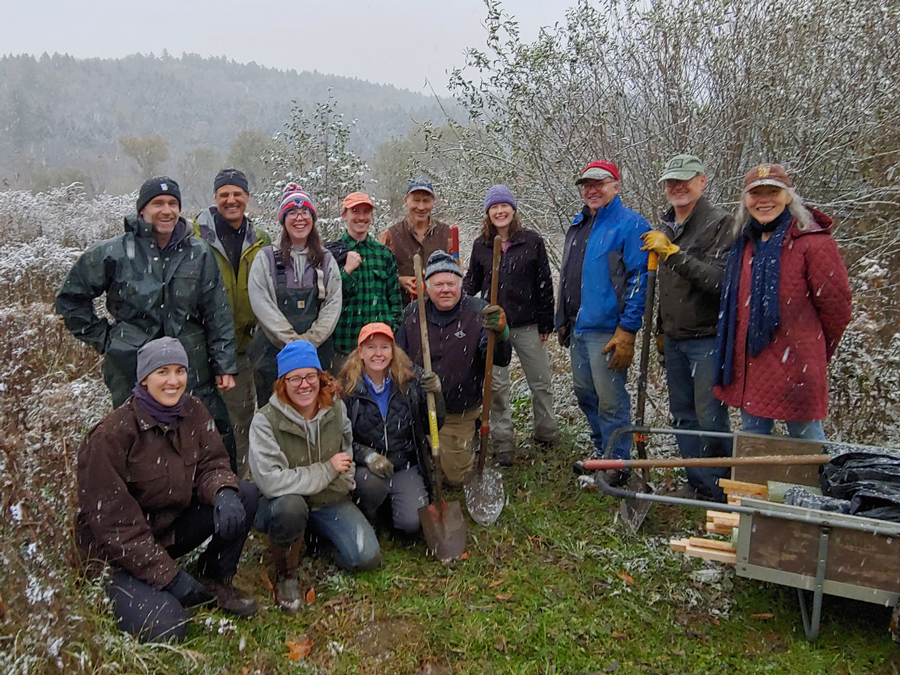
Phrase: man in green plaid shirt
[{"left": 327, "top": 192, "right": 403, "bottom": 372}]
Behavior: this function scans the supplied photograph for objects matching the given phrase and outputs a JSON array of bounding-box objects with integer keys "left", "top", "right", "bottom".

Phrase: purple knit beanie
[{"left": 484, "top": 184, "right": 517, "bottom": 213}]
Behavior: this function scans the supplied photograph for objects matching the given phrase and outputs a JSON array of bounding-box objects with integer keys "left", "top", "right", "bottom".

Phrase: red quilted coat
[{"left": 714, "top": 208, "right": 851, "bottom": 421}]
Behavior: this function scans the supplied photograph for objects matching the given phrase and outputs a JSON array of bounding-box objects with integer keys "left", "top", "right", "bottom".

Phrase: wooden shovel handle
[
  {"left": 477, "top": 236, "right": 503, "bottom": 472},
  {"left": 414, "top": 253, "right": 443, "bottom": 504},
  {"left": 583, "top": 454, "right": 831, "bottom": 471}
]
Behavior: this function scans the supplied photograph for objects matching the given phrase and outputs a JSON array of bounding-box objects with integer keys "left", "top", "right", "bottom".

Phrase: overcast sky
[{"left": 2, "top": 0, "right": 570, "bottom": 93}]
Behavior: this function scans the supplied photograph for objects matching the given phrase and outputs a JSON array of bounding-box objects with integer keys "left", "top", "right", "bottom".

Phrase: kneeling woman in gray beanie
[{"left": 75, "top": 336, "right": 260, "bottom": 643}]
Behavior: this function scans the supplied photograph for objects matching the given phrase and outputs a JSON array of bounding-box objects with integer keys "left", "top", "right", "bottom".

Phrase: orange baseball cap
[
  {"left": 342, "top": 192, "right": 374, "bottom": 212},
  {"left": 357, "top": 322, "right": 394, "bottom": 347}
]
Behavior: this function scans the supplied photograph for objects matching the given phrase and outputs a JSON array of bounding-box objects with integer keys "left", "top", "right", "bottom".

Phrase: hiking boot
[
  {"left": 198, "top": 576, "right": 259, "bottom": 618},
  {"left": 670, "top": 484, "right": 698, "bottom": 499},
  {"left": 274, "top": 576, "right": 303, "bottom": 615},
  {"left": 600, "top": 468, "right": 631, "bottom": 488},
  {"left": 270, "top": 539, "right": 305, "bottom": 614},
  {"left": 534, "top": 437, "right": 558, "bottom": 451},
  {"left": 495, "top": 450, "right": 514, "bottom": 467}
]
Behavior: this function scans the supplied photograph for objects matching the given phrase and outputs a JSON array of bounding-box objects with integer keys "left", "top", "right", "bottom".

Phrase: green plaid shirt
[{"left": 334, "top": 232, "right": 403, "bottom": 354}]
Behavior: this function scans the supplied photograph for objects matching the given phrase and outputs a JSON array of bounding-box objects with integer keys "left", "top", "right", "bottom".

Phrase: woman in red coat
[{"left": 714, "top": 164, "right": 852, "bottom": 439}]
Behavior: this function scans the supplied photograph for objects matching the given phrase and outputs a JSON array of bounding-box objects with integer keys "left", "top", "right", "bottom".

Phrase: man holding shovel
[
  {"left": 396, "top": 250, "right": 512, "bottom": 487},
  {"left": 557, "top": 160, "right": 649, "bottom": 487},
  {"left": 641, "top": 154, "right": 737, "bottom": 501}
]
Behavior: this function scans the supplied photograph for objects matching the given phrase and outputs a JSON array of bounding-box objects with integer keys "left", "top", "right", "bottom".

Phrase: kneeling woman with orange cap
[
  {"left": 341, "top": 322, "right": 444, "bottom": 535},
  {"left": 249, "top": 340, "right": 380, "bottom": 614}
]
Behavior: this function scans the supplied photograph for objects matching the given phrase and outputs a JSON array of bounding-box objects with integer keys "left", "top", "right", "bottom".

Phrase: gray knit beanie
[
  {"left": 425, "top": 250, "right": 462, "bottom": 280},
  {"left": 136, "top": 337, "right": 189, "bottom": 384}
]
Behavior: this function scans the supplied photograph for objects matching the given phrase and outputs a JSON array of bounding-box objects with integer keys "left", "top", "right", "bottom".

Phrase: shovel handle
[
  {"left": 584, "top": 454, "right": 831, "bottom": 471},
  {"left": 477, "top": 236, "right": 503, "bottom": 473},
  {"left": 414, "top": 254, "right": 444, "bottom": 503}
]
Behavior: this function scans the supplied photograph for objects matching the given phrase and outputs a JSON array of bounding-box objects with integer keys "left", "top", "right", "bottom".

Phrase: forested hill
[{"left": 0, "top": 52, "right": 450, "bottom": 195}]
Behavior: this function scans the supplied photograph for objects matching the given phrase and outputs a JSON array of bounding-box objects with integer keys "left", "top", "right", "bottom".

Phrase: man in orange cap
[{"left": 326, "top": 192, "right": 402, "bottom": 373}]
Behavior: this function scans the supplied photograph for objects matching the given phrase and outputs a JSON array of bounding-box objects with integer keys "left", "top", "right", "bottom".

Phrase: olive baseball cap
[{"left": 658, "top": 154, "right": 705, "bottom": 182}]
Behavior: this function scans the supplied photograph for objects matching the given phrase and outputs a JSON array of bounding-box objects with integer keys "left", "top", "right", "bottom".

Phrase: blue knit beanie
[
  {"left": 484, "top": 184, "right": 517, "bottom": 213},
  {"left": 277, "top": 341, "right": 321, "bottom": 378}
]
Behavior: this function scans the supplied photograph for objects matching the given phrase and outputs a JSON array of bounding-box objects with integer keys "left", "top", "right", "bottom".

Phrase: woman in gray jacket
[
  {"left": 249, "top": 340, "right": 380, "bottom": 614},
  {"left": 248, "top": 184, "right": 342, "bottom": 402}
]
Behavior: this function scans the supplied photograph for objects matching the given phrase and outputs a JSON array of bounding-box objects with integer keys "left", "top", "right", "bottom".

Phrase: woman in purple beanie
[{"left": 462, "top": 185, "right": 557, "bottom": 465}]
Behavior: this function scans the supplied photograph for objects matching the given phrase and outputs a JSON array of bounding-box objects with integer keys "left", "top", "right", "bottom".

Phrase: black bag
[{"left": 820, "top": 451, "right": 900, "bottom": 522}]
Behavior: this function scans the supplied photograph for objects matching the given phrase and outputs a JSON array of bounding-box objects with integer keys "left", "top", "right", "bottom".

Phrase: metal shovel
[
  {"left": 615, "top": 250, "right": 659, "bottom": 530},
  {"left": 414, "top": 254, "right": 467, "bottom": 560},
  {"left": 464, "top": 235, "right": 505, "bottom": 526}
]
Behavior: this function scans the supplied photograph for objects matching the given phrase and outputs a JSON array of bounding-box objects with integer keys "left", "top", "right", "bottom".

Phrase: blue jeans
[
  {"left": 740, "top": 410, "right": 826, "bottom": 441},
  {"left": 570, "top": 332, "right": 632, "bottom": 459},
  {"left": 665, "top": 336, "right": 732, "bottom": 499},
  {"left": 255, "top": 495, "right": 381, "bottom": 572}
]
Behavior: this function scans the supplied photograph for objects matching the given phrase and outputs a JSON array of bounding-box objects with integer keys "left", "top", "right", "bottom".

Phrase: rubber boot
[{"left": 270, "top": 539, "right": 304, "bottom": 614}]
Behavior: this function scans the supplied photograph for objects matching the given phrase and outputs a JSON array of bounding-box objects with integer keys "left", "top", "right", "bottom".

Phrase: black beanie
[
  {"left": 137, "top": 176, "right": 182, "bottom": 213},
  {"left": 214, "top": 168, "right": 250, "bottom": 194}
]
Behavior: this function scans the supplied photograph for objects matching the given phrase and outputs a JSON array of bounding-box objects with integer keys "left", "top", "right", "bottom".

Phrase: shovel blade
[
  {"left": 464, "top": 467, "right": 505, "bottom": 526},
  {"left": 617, "top": 473, "right": 654, "bottom": 532},
  {"left": 418, "top": 500, "right": 467, "bottom": 561}
]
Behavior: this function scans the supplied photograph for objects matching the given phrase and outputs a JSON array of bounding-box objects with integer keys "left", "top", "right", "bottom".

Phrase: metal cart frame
[{"left": 592, "top": 426, "right": 900, "bottom": 641}]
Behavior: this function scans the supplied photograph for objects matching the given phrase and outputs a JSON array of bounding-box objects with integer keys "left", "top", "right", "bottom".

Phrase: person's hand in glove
[
  {"left": 365, "top": 450, "right": 394, "bottom": 479},
  {"left": 655, "top": 333, "right": 665, "bottom": 355},
  {"left": 641, "top": 231, "right": 680, "bottom": 261},
  {"left": 482, "top": 304, "right": 510, "bottom": 341},
  {"left": 421, "top": 371, "right": 441, "bottom": 394},
  {"left": 601, "top": 327, "right": 636, "bottom": 372},
  {"left": 165, "top": 569, "right": 215, "bottom": 608},
  {"left": 213, "top": 487, "right": 246, "bottom": 541},
  {"left": 558, "top": 323, "right": 571, "bottom": 349}
]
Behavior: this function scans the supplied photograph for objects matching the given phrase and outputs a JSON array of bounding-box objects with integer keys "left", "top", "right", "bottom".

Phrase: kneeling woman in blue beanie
[
  {"left": 249, "top": 340, "right": 381, "bottom": 614},
  {"left": 76, "top": 337, "right": 259, "bottom": 643}
]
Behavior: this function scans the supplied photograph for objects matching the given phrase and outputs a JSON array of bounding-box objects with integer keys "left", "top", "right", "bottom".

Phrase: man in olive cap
[
  {"left": 193, "top": 168, "right": 271, "bottom": 478},
  {"left": 57, "top": 175, "right": 240, "bottom": 468},
  {"left": 640, "top": 154, "right": 738, "bottom": 501}
]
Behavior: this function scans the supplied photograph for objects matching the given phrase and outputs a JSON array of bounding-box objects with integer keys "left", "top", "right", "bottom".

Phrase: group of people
[{"left": 57, "top": 153, "right": 851, "bottom": 642}]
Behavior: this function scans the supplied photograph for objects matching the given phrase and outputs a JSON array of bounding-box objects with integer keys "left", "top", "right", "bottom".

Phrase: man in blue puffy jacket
[{"left": 556, "top": 160, "right": 649, "bottom": 485}]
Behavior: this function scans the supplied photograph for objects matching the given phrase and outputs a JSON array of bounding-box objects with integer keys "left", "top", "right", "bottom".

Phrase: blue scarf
[
  {"left": 132, "top": 384, "right": 185, "bottom": 426},
  {"left": 715, "top": 208, "right": 793, "bottom": 387},
  {"left": 363, "top": 374, "right": 392, "bottom": 420}
]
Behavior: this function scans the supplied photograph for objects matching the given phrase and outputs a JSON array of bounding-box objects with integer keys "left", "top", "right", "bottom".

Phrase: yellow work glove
[
  {"left": 601, "top": 327, "right": 636, "bottom": 372},
  {"left": 641, "top": 231, "right": 680, "bottom": 261}
]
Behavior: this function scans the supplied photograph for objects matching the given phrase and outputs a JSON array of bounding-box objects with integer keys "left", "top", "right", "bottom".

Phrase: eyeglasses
[
  {"left": 284, "top": 372, "right": 319, "bottom": 387},
  {"left": 581, "top": 180, "right": 615, "bottom": 193}
]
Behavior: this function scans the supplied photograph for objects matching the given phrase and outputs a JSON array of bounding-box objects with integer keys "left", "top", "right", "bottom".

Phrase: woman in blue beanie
[
  {"left": 462, "top": 185, "right": 557, "bottom": 465},
  {"left": 249, "top": 340, "right": 381, "bottom": 614}
]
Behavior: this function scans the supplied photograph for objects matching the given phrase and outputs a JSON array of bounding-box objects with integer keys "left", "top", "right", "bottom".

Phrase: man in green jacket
[
  {"left": 56, "top": 176, "right": 240, "bottom": 467},
  {"left": 327, "top": 192, "right": 402, "bottom": 373},
  {"left": 194, "top": 169, "right": 271, "bottom": 478}
]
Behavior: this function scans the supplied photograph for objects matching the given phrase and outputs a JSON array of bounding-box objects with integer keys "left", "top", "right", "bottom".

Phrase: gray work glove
[
  {"left": 420, "top": 371, "right": 441, "bottom": 394},
  {"left": 365, "top": 451, "right": 394, "bottom": 479},
  {"left": 165, "top": 570, "right": 215, "bottom": 608}
]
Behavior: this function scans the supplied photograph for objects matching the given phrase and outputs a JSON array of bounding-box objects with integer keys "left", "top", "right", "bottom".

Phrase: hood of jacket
[
  {"left": 266, "top": 391, "right": 335, "bottom": 445},
  {"left": 124, "top": 213, "right": 191, "bottom": 246}
]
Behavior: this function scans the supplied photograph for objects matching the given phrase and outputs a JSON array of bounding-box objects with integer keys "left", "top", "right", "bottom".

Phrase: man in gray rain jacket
[{"left": 56, "top": 176, "right": 239, "bottom": 466}]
